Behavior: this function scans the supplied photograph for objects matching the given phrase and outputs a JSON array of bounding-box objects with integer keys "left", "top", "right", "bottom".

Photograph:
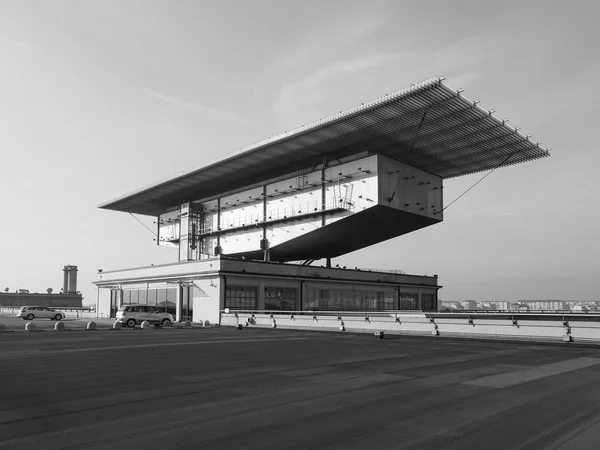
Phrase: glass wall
[
  {"left": 225, "top": 286, "right": 257, "bottom": 310},
  {"left": 122, "top": 287, "right": 177, "bottom": 316},
  {"left": 264, "top": 288, "right": 297, "bottom": 311},
  {"left": 305, "top": 288, "right": 393, "bottom": 311}
]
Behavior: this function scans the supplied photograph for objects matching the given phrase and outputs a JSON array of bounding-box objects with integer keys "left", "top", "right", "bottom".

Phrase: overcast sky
[{"left": 1, "top": 0, "right": 598, "bottom": 304}]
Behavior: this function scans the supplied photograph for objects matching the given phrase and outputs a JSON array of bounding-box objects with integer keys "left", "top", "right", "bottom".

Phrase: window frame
[{"left": 225, "top": 286, "right": 258, "bottom": 310}]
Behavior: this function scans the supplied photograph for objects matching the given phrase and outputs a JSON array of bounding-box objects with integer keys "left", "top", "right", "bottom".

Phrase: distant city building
[
  {"left": 441, "top": 301, "right": 463, "bottom": 310},
  {"left": 571, "top": 305, "right": 590, "bottom": 312},
  {"left": 509, "top": 302, "right": 529, "bottom": 311},
  {"left": 462, "top": 300, "right": 477, "bottom": 310},
  {"left": 491, "top": 301, "right": 512, "bottom": 311},
  {"left": 519, "top": 300, "right": 568, "bottom": 311},
  {"left": 0, "top": 265, "right": 83, "bottom": 308}
]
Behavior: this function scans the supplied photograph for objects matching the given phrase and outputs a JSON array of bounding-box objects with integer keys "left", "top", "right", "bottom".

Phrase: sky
[{"left": 0, "top": 0, "right": 598, "bottom": 305}]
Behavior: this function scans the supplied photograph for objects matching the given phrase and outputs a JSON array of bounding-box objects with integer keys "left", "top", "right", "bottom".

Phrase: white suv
[
  {"left": 17, "top": 306, "right": 64, "bottom": 321},
  {"left": 116, "top": 305, "right": 174, "bottom": 328}
]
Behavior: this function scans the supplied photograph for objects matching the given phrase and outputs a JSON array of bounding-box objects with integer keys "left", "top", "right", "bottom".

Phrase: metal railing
[
  {"left": 220, "top": 308, "right": 600, "bottom": 323},
  {"left": 220, "top": 309, "right": 426, "bottom": 323},
  {"left": 201, "top": 199, "right": 354, "bottom": 234}
]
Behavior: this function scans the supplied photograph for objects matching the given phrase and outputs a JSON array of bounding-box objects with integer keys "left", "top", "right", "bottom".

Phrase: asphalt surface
[{"left": 1, "top": 322, "right": 600, "bottom": 449}]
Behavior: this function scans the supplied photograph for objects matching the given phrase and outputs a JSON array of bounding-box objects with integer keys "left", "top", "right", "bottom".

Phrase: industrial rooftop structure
[
  {"left": 99, "top": 77, "right": 548, "bottom": 216},
  {"left": 95, "top": 77, "right": 549, "bottom": 323}
]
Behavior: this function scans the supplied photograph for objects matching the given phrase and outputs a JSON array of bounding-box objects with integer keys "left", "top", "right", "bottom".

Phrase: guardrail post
[
  {"left": 430, "top": 317, "right": 439, "bottom": 335},
  {"left": 563, "top": 319, "right": 571, "bottom": 342}
]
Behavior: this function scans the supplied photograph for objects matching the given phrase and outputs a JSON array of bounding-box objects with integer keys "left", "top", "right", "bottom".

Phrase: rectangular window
[
  {"left": 265, "top": 288, "right": 297, "bottom": 311},
  {"left": 382, "top": 292, "right": 394, "bottom": 310},
  {"left": 421, "top": 294, "right": 435, "bottom": 311},
  {"left": 399, "top": 293, "right": 418, "bottom": 310},
  {"left": 225, "top": 286, "right": 257, "bottom": 310},
  {"left": 305, "top": 288, "right": 394, "bottom": 311}
]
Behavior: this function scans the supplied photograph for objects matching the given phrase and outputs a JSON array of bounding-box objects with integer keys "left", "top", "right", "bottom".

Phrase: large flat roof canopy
[{"left": 100, "top": 77, "right": 549, "bottom": 216}]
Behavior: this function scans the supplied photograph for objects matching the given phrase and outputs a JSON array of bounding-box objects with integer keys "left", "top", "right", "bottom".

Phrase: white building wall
[
  {"left": 199, "top": 199, "right": 219, "bottom": 232},
  {"left": 324, "top": 155, "right": 378, "bottom": 226},
  {"left": 220, "top": 187, "right": 264, "bottom": 229},
  {"left": 266, "top": 220, "right": 321, "bottom": 248},
  {"left": 264, "top": 171, "right": 322, "bottom": 249},
  {"left": 97, "top": 288, "right": 111, "bottom": 319},
  {"left": 157, "top": 208, "right": 180, "bottom": 248},
  {"left": 179, "top": 203, "right": 190, "bottom": 261},
  {"left": 192, "top": 278, "right": 221, "bottom": 325},
  {"left": 378, "top": 155, "right": 443, "bottom": 219},
  {"left": 265, "top": 172, "right": 322, "bottom": 219},
  {"left": 160, "top": 155, "right": 443, "bottom": 262},
  {"left": 220, "top": 229, "right": 263, "bottom": 254}
]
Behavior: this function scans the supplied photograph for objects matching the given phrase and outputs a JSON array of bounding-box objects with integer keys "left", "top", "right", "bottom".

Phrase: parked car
[
  {"left": 17, "top": 306, "right": 64, "bottom": 321},
  {"left": 116, "top": 304, "right": 174, "bottom": 328}
]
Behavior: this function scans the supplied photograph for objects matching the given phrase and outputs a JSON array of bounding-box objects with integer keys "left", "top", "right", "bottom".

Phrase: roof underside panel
[{"left": 100, "top": 77, "right": 549, "bottom": 215}]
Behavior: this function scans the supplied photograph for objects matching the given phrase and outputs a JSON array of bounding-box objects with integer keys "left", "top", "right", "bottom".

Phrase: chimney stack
[{"left": 63, "top": 265, "right": 78, "bottom": 294}]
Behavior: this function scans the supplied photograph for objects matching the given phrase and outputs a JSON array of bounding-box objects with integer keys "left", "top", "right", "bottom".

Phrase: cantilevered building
[{"left": 95, "top": 77, "right": 548, "bottom": 323}]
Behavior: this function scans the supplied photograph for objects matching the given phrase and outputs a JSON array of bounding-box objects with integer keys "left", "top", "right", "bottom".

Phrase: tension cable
[
  {"left": 437, "top": 153, "right": 515, "bottom": 215},
  {"left": 129, "top": 212, "right": 157, "bottom": 237}
]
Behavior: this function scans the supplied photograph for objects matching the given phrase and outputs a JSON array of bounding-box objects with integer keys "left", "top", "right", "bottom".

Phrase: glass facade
[
  {"left": 225, "top": 286, "right": 257, "bottom": 310},
  {"left": 264, "top": 288, "right": 297, "bottom": 311},
  {"left": 109, "top": 282, "right": 435, "bottom": 317},
  {"left": 305, "top": 288, "right": 393, "bottom": 311},
  {"left": 113, "top": 286, "right": 194, "bottom": 319},
  {"left": 122, "top": 288, "right": 177, "bottom": 316}
]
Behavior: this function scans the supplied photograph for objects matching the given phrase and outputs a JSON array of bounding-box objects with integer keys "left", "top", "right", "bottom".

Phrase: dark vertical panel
[
  {"left": 166, "top": 289, "right": 177, "bottom": 316},
  {"left": 147, "top": 289, "right": 157, "bottom": 308},
  {"left": 157, "top": 289, "right": 167, "bottom": 312}
]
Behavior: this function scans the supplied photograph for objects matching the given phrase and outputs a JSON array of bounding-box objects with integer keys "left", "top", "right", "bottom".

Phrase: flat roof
[{"left": 100, "top": 77, "right": 549, "bottom": 216}]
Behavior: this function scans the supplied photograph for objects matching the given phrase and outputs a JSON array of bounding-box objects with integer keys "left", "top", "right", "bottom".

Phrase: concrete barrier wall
[
  {"left": 221, "top": 312, "right": 600, "bottom": 343},
  {"left": 0, "top": 307, "right": 98, "bottom": 318},
  {"left": 570, "top": 322, "right": 600, "bottom": 341}
]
